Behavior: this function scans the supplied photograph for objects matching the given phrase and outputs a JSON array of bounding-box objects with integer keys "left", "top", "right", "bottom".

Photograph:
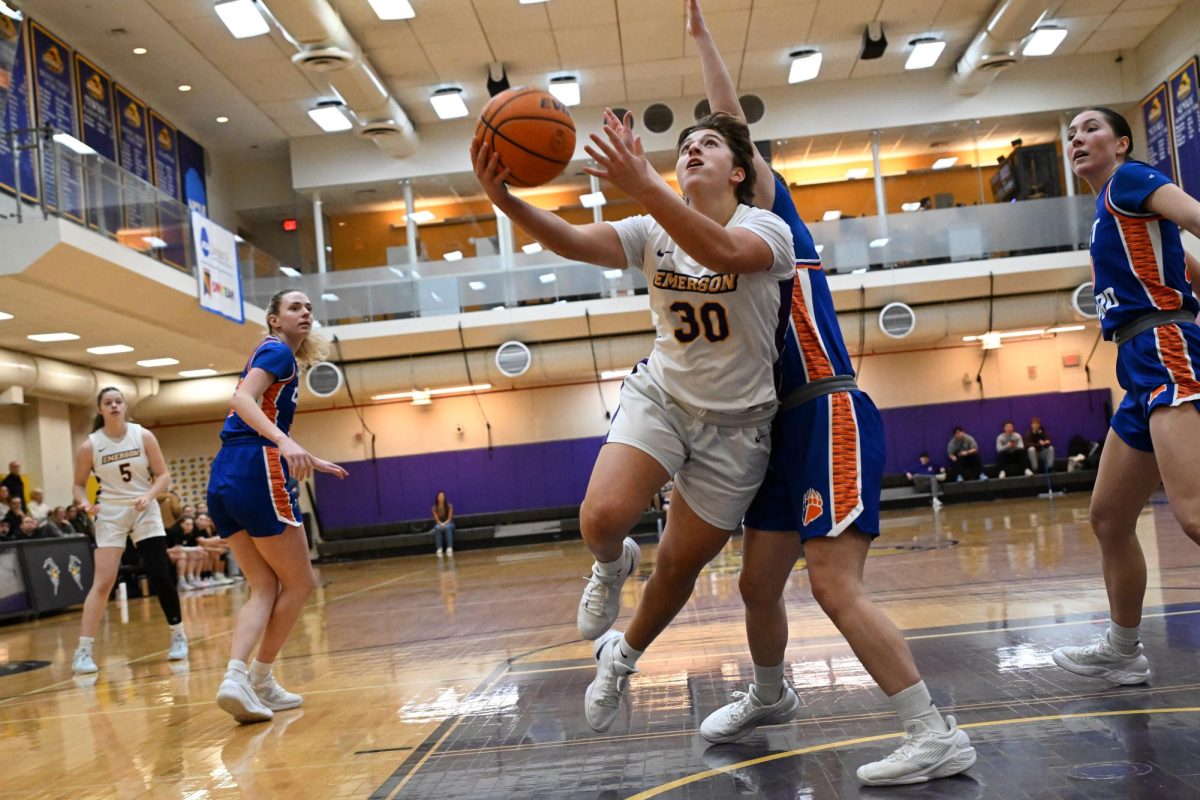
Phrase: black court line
[{"left": 355, "top": 746, "right": 414, "bottom": 755}]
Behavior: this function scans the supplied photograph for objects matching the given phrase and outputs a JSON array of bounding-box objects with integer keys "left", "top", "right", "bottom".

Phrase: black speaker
[
  {"left": 739, "top": 94, "right": 764, "bottom": 124},
  {"left": 694, "top": 99, "right": 711, "bottom": 121},
  {"left": 861, "top": 22, "right": 887, "bottom": 60},
  {"left": 644, "top": 103, "right": 674, "bottom": 134}
]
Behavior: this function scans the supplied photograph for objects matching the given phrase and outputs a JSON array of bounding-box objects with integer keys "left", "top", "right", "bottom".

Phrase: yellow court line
[{"left": 625, "top": 707, "right": 1200, "bottom": 799}]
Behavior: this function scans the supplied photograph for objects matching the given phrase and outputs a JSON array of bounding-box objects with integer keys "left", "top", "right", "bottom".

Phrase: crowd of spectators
[{"left": 0, "top": 461, "right": 98, "bottom": 543}]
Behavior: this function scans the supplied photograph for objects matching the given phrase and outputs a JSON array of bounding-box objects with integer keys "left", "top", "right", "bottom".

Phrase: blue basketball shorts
[
  {"left": 1111, "top": 321, "right": 1200, "bottom": 453},
  {"left": 744, "top": 389, "right": 884, "bottom": 541},
  {"left": 207, "top": 444, "right": 303, "bottom": 538}
]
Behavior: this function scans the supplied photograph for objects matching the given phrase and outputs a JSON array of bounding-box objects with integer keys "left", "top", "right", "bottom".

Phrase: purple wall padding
[
  {"left": 314, "top": 437, "right": 606, "bottom": 529},
  {"left": 879, "top": 388, "right": 1112, "bottom": 473}
]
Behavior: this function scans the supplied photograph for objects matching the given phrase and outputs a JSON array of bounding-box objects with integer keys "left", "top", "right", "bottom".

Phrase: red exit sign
[{"left": 282, "top": 218, "right": 298, "bottom": 232}]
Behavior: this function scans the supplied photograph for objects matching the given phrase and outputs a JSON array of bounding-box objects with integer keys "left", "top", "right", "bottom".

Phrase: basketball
[{"left": 476, "top": 87, "right": 576, "bottom": 188}]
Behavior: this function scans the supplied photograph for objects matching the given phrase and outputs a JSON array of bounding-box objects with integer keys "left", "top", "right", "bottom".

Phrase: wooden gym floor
[{"left": 3, "top": 492, "right": 1200, "bottom": 799}]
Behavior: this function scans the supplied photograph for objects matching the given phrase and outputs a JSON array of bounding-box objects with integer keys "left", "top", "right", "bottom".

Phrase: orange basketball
[{"left": 476, "top": 87, "right": 576, "bottom": 188}]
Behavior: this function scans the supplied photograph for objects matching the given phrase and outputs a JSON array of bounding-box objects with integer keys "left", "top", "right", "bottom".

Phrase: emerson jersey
[
  {"left": 220, "top": 336, "right": 299, "bottom": 447},
  {"left": 610, "top": 205, "right": 796, "bottom": 414},
  {"left": 90, "top": 422, "right": 153, "bottom": 504},
  {"left": 1090, "top": 161, "right": 1198, "bottom": 339},
  {"left": 769, "top": 176, "right": 855, "bottom": 396}
]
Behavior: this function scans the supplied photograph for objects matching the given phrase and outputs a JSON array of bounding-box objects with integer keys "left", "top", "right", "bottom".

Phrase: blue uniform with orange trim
[
  {"left": 1092, "top": 161, "right": 1200, "bottom": 452},
  {"left": 207, "top": 336, "right": 304, "bottom": 538},
  {"left": 745, "top": 176, "right": 885, "bottom": 540}
]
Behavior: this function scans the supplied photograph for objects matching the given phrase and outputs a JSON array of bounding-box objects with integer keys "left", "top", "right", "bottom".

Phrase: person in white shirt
[{"left": 26, "top": 488, "right": 50, "bottom": 522}]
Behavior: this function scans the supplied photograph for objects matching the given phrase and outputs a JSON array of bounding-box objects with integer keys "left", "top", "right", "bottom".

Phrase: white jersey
[
  {"left": 610, "top": 205, "right": 795, "bottom": 415},
  {"left": 90, "top": 423, "right": 153, "bottom": 504}
]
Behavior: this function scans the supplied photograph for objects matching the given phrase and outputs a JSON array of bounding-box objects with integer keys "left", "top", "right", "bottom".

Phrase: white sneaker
[
  {"left": 253, "top": 673, "right": 303, "bottom": 710},
  {"left": 1024, "top": 468, "right": 1034, "bottom": 476},
  {"left": 212, "top": 574, "right": 235, "bottom": 586},
  {"left": 167, "top": 632, "right": 189, "bottom": 661},
  {"left": 700, "top": 681, "right": 800, "bottom": 743},
  {"left": 857, "top": 715, "right": 976, "bottom": 786},
  {"left": 446, "top": 547, "right": 453, "bottom": 555},
  {"left": 1052, "top": 635, "right": 1150, "bottom": 684},
  {"left": 217, "top": 673, "right": 274, "bottom": 723},
  {"left": 584, "top": 630, "right": 635, "bottom": 732},
  {"left": 72, "top": 647, "right": 98, "bottom": 674},
  {"left": 577, "top": 537, "right": 641, "bottom": 640},
  {"left": 436, "top": 548, "right": 444, "bottom": 557},
  {"left": 998, "top": 470, "right": 1006, "bottom": 479}
]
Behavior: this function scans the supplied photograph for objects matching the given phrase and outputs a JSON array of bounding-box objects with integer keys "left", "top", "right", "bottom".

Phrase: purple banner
[
  {"left": 1141, "top": 83, "right": 1177, "bottom": 183},
  {"left": 30, "top": 20, "right": 83, "bottom": 221},
  {"left": 1169, "top": 57, "right": 1200, "bottom": 201},
  {"left": 0, "top": 15, "right": 36, "bottom": 202}
]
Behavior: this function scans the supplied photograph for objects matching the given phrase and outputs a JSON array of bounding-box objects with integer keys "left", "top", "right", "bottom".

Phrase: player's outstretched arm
[{"left": 230, "top": 368, "right": 347, "bottom": 481}]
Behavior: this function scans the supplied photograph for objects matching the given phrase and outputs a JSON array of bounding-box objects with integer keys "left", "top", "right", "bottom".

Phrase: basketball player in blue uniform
[
  {"left": 1051, "top": 108, "right": 1200, "bottom": 684},
  {"left": 686, "top": 1, "right": 974, "bottom": 785},
  {"left": 211, "top": 289, "right": 348, "bottom": 723}
]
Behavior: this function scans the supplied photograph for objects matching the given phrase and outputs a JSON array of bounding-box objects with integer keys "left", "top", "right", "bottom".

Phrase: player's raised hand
[
  {"left": 685, "top": 0, "right": 710, "bottom": 39},
  {"left": 584, "top": 109, "right": 655, "bottom": 198},
  {"left": 470, "top": 133, "right": 512, "bottom": 206}
]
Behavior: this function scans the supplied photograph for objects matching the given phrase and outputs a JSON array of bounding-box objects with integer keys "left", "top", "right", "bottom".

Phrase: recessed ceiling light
[
  {"left": 469, "top": 281, "right": 487, "bottom": 290},
  {"left": 822, "top": 210, "right": 842, "bottom": 221},
  {"left": 932, "top": 156, "right": 958, "bottom": 170},
  {"left": 430, "top": 88, "right": 468, "bottom": 120},
  {"left": 28, "top": 332, "right": 79, "bottom": 342},
  {"left": 87, "top": 344, "right": 134, "bottom": 355},
  {"left": 367, "top": 0, "right": 415, "bottom": 20},
  {"left": 1023, "top": 26, "right": 1068, "bottom": 57},
  {"left": 308, "top": 104, "right": 352, "bottom": 132},
  {"left": 905, "top": 38, "right": 946, "bottom": 70},
  {"left": 178, "top": 84, "right": 192, "bottom": 92},
  {"left": 214, "top": 0, "right": 270, "bottom": 39},
  {"left": 788, "top": 50, "right": 822, "bottom": 84},
  {"left": 901, "top": 201, "right": 922, "bottom": 212},
  {"left": 216, "top": 115, "right": 229, "bottom": 123},
  {"left": 137, "top": 357, "right": 180, "bottom": 367},
  {"left": 548, "top": 76, "right": 580, "bottom": 107},
  {"left": 132, "top": 47, "right": 148, "bottom": 55},
  {"left": 179, "top": 368, "right": 218, "bottom": 378},
  {"left": 443, "top": 250, "right": 463, "bottom": 261}
]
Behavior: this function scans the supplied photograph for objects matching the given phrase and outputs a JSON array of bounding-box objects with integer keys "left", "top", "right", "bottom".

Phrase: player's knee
[
  {"left": 651, "top": 549, "right": 702, "bottom": 589},
  {"left": 738, "top": 571, "right": 778, "bottom": 610},
  {"left": 1176, "top": 513, "right": 1200, "bottom": 545},
  {"left": 809, "top": 572, "right": 855, "bottom": 620},
  {"left": 579, "top": 497, "right": 634, "bottom": 542}
]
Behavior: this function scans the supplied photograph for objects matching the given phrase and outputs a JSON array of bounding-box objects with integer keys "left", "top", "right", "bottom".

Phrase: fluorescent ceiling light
[
  {"left": 1023, "top": 26, "right": 1067, "bottom": 57},
  {"left": 519, "top": 0, "right": 548, "bottom": 3},
  {"left": 788, "top": 50, "right": 822, "bottom": 84},
  {"left": 279, "top": 266, "right": 301, "bottom": 277},
  {"left": 901, "top": 201, "right": 921, "bottom": 212},
  {"left": 143, "top": 236, "right": 168, "bottom": 248},
  {"left": 53, "top": 133, "right": 96, "bottom": 155},
  {"left": 522, "top": 242, "right": 543, "bottom": 254},
  {"left": 178, "top": 84, "right": 192, "bottom": 92},
  {"left": 579, "top": 191, "right": 607, "bottom": 208},
  {"left": 411, "top": 390, "right": 431, "bottom": 406},
  {"left": 430, "top": 88, "right": 468, "bottom": 120},
  {"left": 600, "top": 368, "right": 632, "bottom": 380},
  {"left": 963, "top": 329, "right": 1047, "bottom": 343},
  {"left": 603, "top": 269, "right": 623, "bottom": 280},
  {"left": 845, "top": 167, "right": 869, "bottom": 179},
  {"left": 1047, "top": 324, "right": 1086, "bottom": 334},
  {"left": 321, "top": 292, "right": 340, "bottom": 301},
  {"left": 443, "top": 250, "right": 463, "bottom": 261},
  {"left": 549, "top": 76, "right": 580, "bottom": 107},
  {"left": 87, "top": 344, "right": 134, "bottom": 355},
  {"left": 28, "top": 332, "right": 78, "bottom": 342},
  {"left": 308, "top": 104, "right": 352, "bottom": 133},
  {"left": 371, "top": 383, "right": 493, "bottom": 401},
  {"left": 132, "top": 47, "right": 147, "bottom": 55},
  {"left": 980, "top": 332, "right": 1002, "bottom": 350},
  {"left": 905, "top": 39, "right": 946, "bottom": 70},
  {"left": 137, "top": 357, "right": 180, "bottom": 367},
  {"left": 367, "top": 0, "right": 415, "bottom": 20},
  {"left": 179, "top": 368, "right": 218, "bottom": 378},
  {"left": 214, "top": 0, "right": 270, "bottom": 39},
  {"left": 538, "top": 273, "right": 557, "bottom": 284},
  {"left": 0, "top": 312, "right": 12, "bottom": 321},
  {"left": 468, "top": 281, "right": 487, "bottom": 290},
  {"left": 822, "top": 210, "right": 841, "bottom": 221},
  {"left": 932, "top": 157, "right": 958, "bottom": 170},
  {"left": 216, "top": 116, "right": 229, "bottom": 123},
  {"left": 0, "top": 2, "right": 22, "bottom": 21},
  {"left": 869, "top": 237, "right": 889, "bottom": 248},
  {"left": 403, "top": 210, "right": 436, "bottom": 224}
]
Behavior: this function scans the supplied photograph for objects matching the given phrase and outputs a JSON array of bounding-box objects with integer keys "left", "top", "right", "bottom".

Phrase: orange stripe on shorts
[
  {"left": 1154, "top": 324, "right": 1200, "bottom": 398},
  {"left": 830, "top": 392, "right": 860, "bottom": 522}
]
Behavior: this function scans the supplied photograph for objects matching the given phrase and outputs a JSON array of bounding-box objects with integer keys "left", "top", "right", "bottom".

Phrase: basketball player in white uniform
[
  {"left": 473, "top": 107, "right": 795, "bottom": 731},
  {"left": 72, "top": 387, "right": 187, "bottom": 673}
]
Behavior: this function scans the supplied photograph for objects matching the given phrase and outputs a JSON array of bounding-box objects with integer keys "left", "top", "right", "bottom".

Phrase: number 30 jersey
[
  {"left": 90, "top": 422, "right": 153, "bottom": 504},
  {"left": 610, "top": 205, "right": 795, "bottom": 415}
]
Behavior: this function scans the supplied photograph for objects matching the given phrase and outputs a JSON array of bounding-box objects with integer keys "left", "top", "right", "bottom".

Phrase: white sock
[
  {"left": 78, "top": 636, "right": 94, "bottom": 652},
  {"left": 1108, "top": 622, "right": 1140, "bottom": 656},
  {"left": 615, "top": 635, "right": 642, "bottom": 669},
  {"left": 752, "top": 662, "right": 785, "bottom": 704},
  {"left": 169, "top": 623, "right": 185, "bottom": 638},
  {"left": 249, "top": 659, "right": 273, "bottom": 684},
  {"left": 226, "top": 658, "right": 248, "bottom": 678},
  {"left": 594, "top": 554, "right": 625, "bottom": 579},
  {"left": 890, "top": 680, "right": 949, "bottom": 733}
]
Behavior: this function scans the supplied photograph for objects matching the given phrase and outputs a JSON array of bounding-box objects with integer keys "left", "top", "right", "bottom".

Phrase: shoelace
[
  {"left": 596, "top": 666, "right": 628, "bottom": 709},
  {"left": 884, "top": 729, "right": 930, "bottom": 763},
  {"left": 725, "top": 691, "right": 755, "bottom": 723},
  {"left": 581, "top": 574, "right": 618, "bottom": 614}
]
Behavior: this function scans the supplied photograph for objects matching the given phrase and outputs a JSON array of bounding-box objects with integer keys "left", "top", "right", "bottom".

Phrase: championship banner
[
  {"left": 0, "top": 14, "right": 36, "bottom": 202},
  {"left": 29, "top": 20, "right": 83, "bottom": 222},
  {"left": 191, "top": 210, "right": 244, "bottom": 324},
  {"left": 1169, "top": 57, "right": 1200, "bottom": 201},
  {"left": 74, "top": 52, "right": 120, "bottom": 235},
  {"left": 114, "top": 83, "right": 150, "bottom": 182},
  {"left": 149, "top": 109, "right": 179, "bottom": 201},
  {"left": 177, "top": 129, "right": 207, "bottom": 216},
  {"left": 1140, "top": 83, "right": 1177, "bottom": 183}
]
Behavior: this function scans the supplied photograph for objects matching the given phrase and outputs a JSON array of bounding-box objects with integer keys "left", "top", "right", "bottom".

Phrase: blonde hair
[{"left": 266, "top": 289, "right": 329, "bottom": 368}]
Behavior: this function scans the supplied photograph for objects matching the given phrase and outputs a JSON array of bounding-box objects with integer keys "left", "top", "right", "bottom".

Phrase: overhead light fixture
[
  {"left": 411, "top": 390, "right": 431, "bottom": 406},
  {"left": 179, "top": 368, "right": 218, "bottom": 378},
  {"left": 603, "top": 268, "right": 623, "bottom": 280},
  {"left": 132, "top": 47, "right": 148, "bottom": 55},
  {"left": 846, "top": 167, "right": 869, "bottom": 179},
  {"left": 600, "top": 368, "right": 632, "bottom": 380},
  {"left": 788, "top": 50, "right": 822, "bottom": 84},
  {"left": 430, "top": 87, "right": 469, "bottom": 120},
  {"left": 403, "top": 209, "right": 436, "bottom": 224},
  {"left": 1047, "top": 324, "right": 1086, "bottom": 334},
  {"left": 905, "top": 38, "right": 946, "bottom": 70},
  {"left": 579, "top": 191, "right": 607, "bottom": 208},
  {"left": 522, "top": 242, "right": 543, "bottom": 254},
  {"left": 519, "top": 0, "right": 549, "bottom": 4},
  {"left": 178, "top": 84, "right": 192, "bottom": 92},
  {"left": 469, "top": 281, "right": 487, "bottom": 290},
  {"left": 963, "top": 329, "right": 1047, "bottom": 344},
  {"left": 143, "top": 236, "right": 168, "bottom": 248},
  {"left": 549, "top": 76, "right": 580, "bottom": 107},
  {"left": 822, "top": 210, "right": 841, "bottom": 221},
  {"left": 371, "top": 383, "right": 493, "bottom": 401},
  {"left": 87, "top": 345, "right": 134, "bottom": 355},
  {"left": 29, "top": 332, "right": 79, "bottom": 342},
  {"left": 137, "top": 357, "right": 180, "bottom": 367},
  {"left": 279, "top": 266, "right": 301, "bottom": 277},
  {"left": 1023, "top": 26, "right": 1067, "bottom": 57},
  {"left": 308, "top": 103, "right": 353, "bottom": 133},
  {"left": 538, "top": 273, "right": 557, "bottom": 284},
  {"left": 52, "top": 133, "right": 97, "bottom": 155},
  {"left": 214, "top": 0, "right": 271, "bottom": 39},
  {"left": 932, "top": 156, "right": 958, "bottom": 170},
  {"left": 0, "top": 2, "right": 20, "bottom": 20},
  {"left": 869, "top": 237, "right": 889, "bottom": 248},
  {"left": 443, "top": 250, "right": 463, "bottom": 261},
  {"left": 234, "top": 234, "right": 246, "bottom": 243},
  {"left": 901, "top": 201, "right": 922, "bottom": 212},
  {"left": 0, "top": 312, "right": 12, "bottom": 321},
  {"left": 216, "top": 116, "right": 229, "bottom": 123},
  {"left": 980, "top": 332, "right": 1002, "bottom": 350},
  {"left": 367, "top": 0, "right": 415, "bottom": 20},
  {"left": 321, "top": 292, "right": 340, "bottom": 301}
]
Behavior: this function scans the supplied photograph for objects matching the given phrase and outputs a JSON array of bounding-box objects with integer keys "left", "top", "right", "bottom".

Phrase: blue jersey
[
  {"left": 770, "top": 176, "right": 856, "bottom": 396},
  {"left": 220, "top": 336, "right": 299, "bottom": 446},
  {"left": 1090, "top": 161, "right": 1198, "bottom": 339}
]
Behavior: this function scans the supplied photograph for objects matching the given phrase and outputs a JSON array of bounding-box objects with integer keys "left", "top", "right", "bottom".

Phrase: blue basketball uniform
[
  {"left": 207, "top": 336, "right": 303, "bottom": 538},
  {"left": 745, "top": 176, "right": 884, "bottom": 539},
  {"left": 1090, "top": 162, "right": 1200, "bottom": 452}
]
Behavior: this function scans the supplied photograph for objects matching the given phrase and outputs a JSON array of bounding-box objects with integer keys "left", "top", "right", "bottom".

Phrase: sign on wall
[
  {"left": 29, "top": 20, "right": 83, "bottom": 221},
  {"left": 73, "top": 52, "right": 121, "bottom": 235},
  {"left": 1169, "top": 57, "right": 1200, "bottom": 202},
  {"left": 1140, "top": 83, "right": 1178, "bottom": 183},
  {"left": 191, "top": 210, "right": 244, "bottom": 324},
  {"left": 0, "top": 15, "right": 37, "bottom": 203},
  {"left": 149, "top": 109, "right": 179, "bottom": 201}
]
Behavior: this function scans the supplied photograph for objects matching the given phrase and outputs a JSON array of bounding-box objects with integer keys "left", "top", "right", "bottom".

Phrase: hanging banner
[
  {"left": 30, "top": 20, "right": 83, "bottom": 221},
  {"left": 114, "top": 83, "right": 149, "bottom": 182},
  {"left": 73, "top": 52, "right": 120, "bottom": 235},
  {"left": 0, "top": 15, "right": 37, "bottom": 202},
  {"left": 177, "top": 129, "right": 207, "bottom": 216},
  {"left": 1140, "top": 83, "right": 1177, "bottom": 183},
  {"left": 191, "top": 210, "right": 244, "bottom": 324},
  {"left": 149, "top": 110, "right": 179, "bottom": 201},
  {"left": 1169, "top": 57, "right": 1200, "bottom": 202}
]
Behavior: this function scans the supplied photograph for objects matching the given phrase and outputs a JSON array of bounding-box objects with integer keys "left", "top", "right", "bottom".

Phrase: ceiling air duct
[{"left": 952, "top": 0, "right": 1052, "bottom": 96}]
